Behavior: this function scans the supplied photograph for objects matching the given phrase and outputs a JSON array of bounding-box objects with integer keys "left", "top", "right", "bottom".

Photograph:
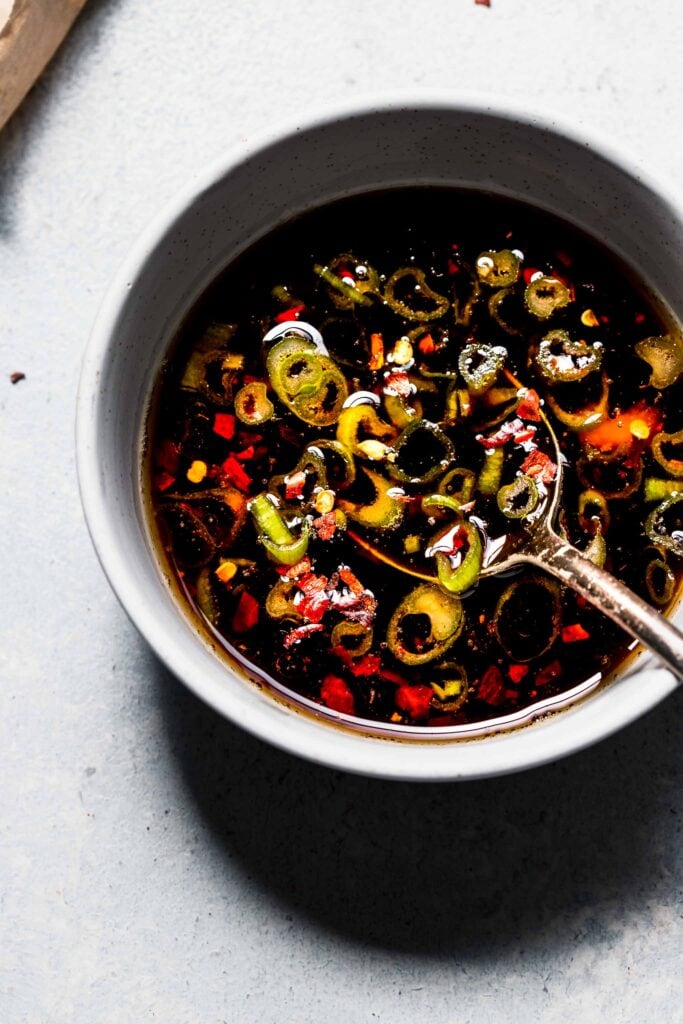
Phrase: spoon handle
[{"left": 527, "top": 530, "right": 683, "bottom": 680}]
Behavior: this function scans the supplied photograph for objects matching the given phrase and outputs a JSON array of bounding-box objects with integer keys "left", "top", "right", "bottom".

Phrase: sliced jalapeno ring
[
  {"left": 497, "top": 474, "right": 539, "bottom": 520},
  {"left": 387, "top": 583, "right": 464, "bottom": 666},
  {"left": 524, "top": 276, "right": 572, "bottom": 320}
]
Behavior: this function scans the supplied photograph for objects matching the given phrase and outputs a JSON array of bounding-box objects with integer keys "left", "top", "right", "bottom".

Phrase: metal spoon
[{"left": 479, "top": 389, "right": 683, "bottom": 680}]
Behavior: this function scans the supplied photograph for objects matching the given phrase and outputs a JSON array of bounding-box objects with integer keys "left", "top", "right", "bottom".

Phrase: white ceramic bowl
[{"left": 77, "top": 96, "right": 683, "bottom": 781}]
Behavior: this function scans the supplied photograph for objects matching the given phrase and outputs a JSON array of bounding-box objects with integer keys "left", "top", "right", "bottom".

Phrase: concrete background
[{"left": 1, "top": 1, "right": 682, "bottom": 1021}]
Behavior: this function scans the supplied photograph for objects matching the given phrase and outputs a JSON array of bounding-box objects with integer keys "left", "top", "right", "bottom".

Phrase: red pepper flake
[
  {"left": 418, "top": 333, "right": 437, "bottom": 355},
  {"left": 320, "top": 674, "right": 356, "bottom": 716},
  {"left": 478, "top": 665, "right": 506, "bottom": 705},
  {"left": 312, "top": 511, "right": 338, "bottom": 541},
  {"left": 331, "top": 649, "right": 383, "bottom": 677},
  {"left": 634, "top": 312, "right": 646, "bottom": 325},
  {"left": 474, "top": 0, "right": 490, "bottom": 6},
  {"left": 297, "top": 572, "right": 331, "bottom": 623},
  {"left": 478, "top": 417, "right": 526, "bottom": 449},
  {"left": 276, "top": 555, "right": 312, "bottom": 578},
  {"left": 231, "top": 591, "right": 259, "bottom": 634},
  {"left": 275, "top": 304, "right": 306, "bottom": 323},
  {"left": 513, "top": 426, "right": 537, "bottom": 444},
  {"left": 213, "top": 413, "right": 236, "bottom": 440},
  {"left": 395, "top": 684, "right": 434, "bottom": 720},
  {"left": 378, "top": 667, "right": 410, "bottom": 687},
  {"left": 234, "top": 445, "right": 255, "bottom": 462},
  {"left": 156, "top": 439, "right": 181, "bottom": 474},
  {"left": 154, "top": 470, "right": 176, "bottom": 492},
  {"left": 536, "top": 659, "right": 563, "bottom": 687},
  {"left": 369, "top": 332, "right": 385, "bottom": 371},
  {"left": 517, "top": 389, "right": 542, "bottom": 422},
  {"left": 220, "top": 455, "right": 252, "bottom": 492},
  {"left": 284, "top": 470, "right": 306, "bottom": 500},
  {"left": 561, "top": 623, "right": 590, "bottom": 643},
  {"left": 520, "top": 449, "right": 557, "bottom": 484},
  {"left": 284, "top": 623, "right": 325, "bottom": 648},
  {"left": 339, "top": 567, "right": 364, "bottom": 595},
  {"left": 383, "top": 369, "right": 412, "bottom": 399},
  {"left": 508, "top": 664, "right": 529, "bottom": 684},
  {"left": 9, "top": 371, "right": 26, "bottom": 384}
]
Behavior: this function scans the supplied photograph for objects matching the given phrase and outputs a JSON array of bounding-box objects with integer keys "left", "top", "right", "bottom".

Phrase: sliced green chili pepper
[
  {"left": 278, "top": 349, "right": 325, "bottom": 397},
  {"left": 330, "top": 620, "right": 373, "bottom": 656},
  {"left": 458, "top": 343, "right": 507, "bottom": 394},
  {"left": 336, "top": 403, "right": 395, "bottom": 456},
  {"left": 645, "top": 494, "right": 683, "bottom": 556},
  {"left": 314, "top": 260, "right": 373, "bottom": 307},
  {"left": 644, "top": 478, "right": 683, "bottom": 503},
  {"left": 635, "top": 334, "right": 683, "bottom": 389},
  {"left": 387, "top": 583, "right": 464, "bottom": 666},
  {"left": 267, "top": 336, "right": 348, "bottom": 426},
  {"left": 430, "top": 664, "right": 469, "bottom": 711},
  {"left": 422, "top": 493, "right": 465, "bottom": 517},
  {"left": 388, "top": 419, "right": 455, "bottom": 485},
  {"left": 524, "top": 276, "right": 572, "bottom": 320},
  {"left": 535, "top": 329, "right": 603, "bottom": 383},
  {"left": 544, "top": 373, "right": 610, "bottom": 430},
  {"left": 290, "top": 361, "right": 348, "bottom": 426},
  {"left": 478, "top": 446, "right": 505, "bottom": 497},
  {"left": 384, "top": 392, "right": 422, "bottom": 429},
  {"left": 437, "top": 467, "right": 477, "bottom": 505},
  {"left": 488, "top": 287, "right": 521, "bottom": 335},
  {"left": 338, "top": 467, "right": 405, "bottom": 531},
  {"left": 473, "top": 387, "right": 521, "bottom": 429},
  {"left": 430, "top": 520, "right": 483, "bottom": 595},
  {"left": 454, "top": 276, "right": 482, "bottom": 326},
  {"left": 265, "top": 579, "right": 303, "bottom": 621},
  {"left": 195, "top": 567, "right": 220, "bottom": 626},
  {"left": 234, "top": 381, "right": 274, "bottom": 425},
  {"left": 652, "top": 429, "right": 683, "bottom": 478},
  {"left": 309, "top": 439, "right": 356, "bottom": 489},
  {"left": 493, "top": 575, "right": 561, "bottom": 662},
  {"left": 497, "top": 475, "right": 539, "bottom": 519},
  {"left": 645, "top": 558, "right": 676, "bottom": 605},
  {"left": 162, "top": 487, "right": 248, "bottom": 549},
  {"left": 577, "top": 454, "right": 643, "bottom": 500},
  {"left": 384, "top": 268, "right": 450, "bottom": 321},
  {"left": 249, "top": 493, "right": 310, "bottom": 564},
  {"left": 180, "top": 323, "right": 237, "bottom": 390},
  {"left": 476, "top": 249, "right": 521, "bottom": 287},
  {"left": 577, "top": 488, "right": 611, "bottom": 533}
]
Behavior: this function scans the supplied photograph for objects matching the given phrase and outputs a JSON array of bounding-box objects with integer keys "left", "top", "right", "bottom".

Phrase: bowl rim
[{"left": 76, "top": 91, "right": 682, "bottom": 781}]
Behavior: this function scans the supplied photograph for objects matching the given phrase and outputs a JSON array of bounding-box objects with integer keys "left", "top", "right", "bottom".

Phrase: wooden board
[{"left": 0, "top": 0, "right": 89, "bottom": 132}]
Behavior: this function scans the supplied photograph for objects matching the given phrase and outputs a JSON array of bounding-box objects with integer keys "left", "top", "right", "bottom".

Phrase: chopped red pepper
[
  {"left": 284, "top": 623, "right": 325, "bottom": 648},
  {"left": 562, "top": 623, "right": 590, "bottom": 643},
  {"left": 339, "top": 567, "right": 364, "bottom": 595},
  {"left": 478, "top": 417, "right": 526, "bottom": 449},
  {"left": 513, "top": 426, "right": 537, "bottom": 444},
  {"left": 395, "top": 684, "right": 433, "bottom": 720},
  {"left": 234, "top": 445, "right": 255, "bottom": 462},
  {"left": 320, "top": 674, "right": 356, "bottom": 715},
  {"left": 517, "top": 389, "right": 542, "bottom": 422},
  {"left": 520, "top": 449, "right": 557, "bottom": 484},
  {"left": 154, "top": 470, "right": 176, "bottom": 492},
  {"left": 157, "top": 439, "right": 180, "bottom": 474},
  {"left": 378, "top": 667, "right": 410, "bottom": 687},
  {"left": 275, "top": 304, "right": 306, "bottom": 323},
  {"left": 369, "top": 332, "right": 385, "bottom": 371},
  {"left": 536, "top": 659, "right": 563, "bottom": 687},
  {"left": 331, "top": 650, "right": 383, "bottom": 677},
  {"left": 383, "top": 369, "right": 412, "bottom": 399},
  {"left": 312, "top": 511, "right": 338, "bottom": 541},
  {"left": 508, "top": 664, "right": 529, "bottom": 684},
  {"left": 213, "top": 413, "right": 236, "bottom": 440},
  {"left": 285, "top": 470, "right": 307, "bottom": 500},
  {"left": 418, "top": 333, "right": 437, "bottom": 355},
  {"left": 297, "top": 573, "right": 331, "bottom": 623},
  {"left": 276, "top": 555, "right": 312, "bottom": 579},
  {"left": 478, "top": 665, "right": 506, "bottom": 705},
  {"left": 220, "top": 455, "right": 252, "bottom": 492},
  {"left": 231, "top": 591, "right": 259, "bottom": 634}
]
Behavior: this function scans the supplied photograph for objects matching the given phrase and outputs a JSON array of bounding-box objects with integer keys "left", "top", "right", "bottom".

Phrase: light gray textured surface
[{"left": 1, "top": 1, "right": 682, "bottom": 1021}]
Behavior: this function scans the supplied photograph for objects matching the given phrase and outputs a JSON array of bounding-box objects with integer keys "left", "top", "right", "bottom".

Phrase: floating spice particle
[
  {"left": 314, "top": 489, "right": 336, "bottom": 514},
  {"left": 312, "top": 511, "right": 338, "bottom": 541},
  {"left": 581, "top": 309, "right": 600, "bottom": 328},
  {"left": 356, "top": 439, "right": 390, "bottom": 460},
  {"left": 391, "top": 338, "right": 413, "bottom": 366},
  {"left": 215, "top": 560, "right": 238, "bottom": 584},
  {"left": 369, "top": 332, "right": 385, "bottom": 370},
  {"left": 9, "top": 371, "right": 26, "bottom": 384},
  {"left": 284, "top": 623, "right": 325, "bottom": 648},
  {"left": 186, "top": 459, "right": 208, "bottom": 484}
]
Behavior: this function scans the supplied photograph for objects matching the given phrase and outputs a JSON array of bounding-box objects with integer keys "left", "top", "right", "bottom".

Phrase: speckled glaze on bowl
[{"left": 77, "top": 96, "right": 683, "bottom": 780}]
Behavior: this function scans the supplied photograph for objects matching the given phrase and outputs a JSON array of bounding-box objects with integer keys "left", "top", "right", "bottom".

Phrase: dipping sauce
[{"left": 146, "top": 189, "right": 683, "bottom": 729}]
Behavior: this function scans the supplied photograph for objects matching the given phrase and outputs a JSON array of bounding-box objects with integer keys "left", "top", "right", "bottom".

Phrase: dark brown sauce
[{"left": 145, "top": 187, "right": 683, "bottom": 732}]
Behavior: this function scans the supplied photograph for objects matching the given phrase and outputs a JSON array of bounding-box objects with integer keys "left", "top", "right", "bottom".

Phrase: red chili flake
[
  {"left": 508, "top": 664, "right": 529, "bottom": 684},
  {"left": 339, "top": 567, "right": 364, "bottom": 595},
  {"left": 383, "top": 369, "right": 412, "bottom": 398},
  {"left": 213, "top": 413, "right": 236, "bottom": 440},
  {"left": 478, "top": 665, "right": 506, "bottom": 705},
  {"left": 220, "top": 455, "right": 252, "bottom": 492},
  {"left": 562, "top": 623, "right": 590, "bottom": 643},
  {"left": 517, "top": 389, "right": 542, "bottom": 422},
  {"left": 156, "top": 439, "right": 181, "bottom": 474},
  {"left": 231, "top": 591, "right": 259, "bottom": 634},
  {"left": 634, "top": 312, "right": 646, "bottom": 325},
  {"left": 312, "top": 511, "right": 338, "bottom": 541},
  {"left": 378, "top": 667, "right": 410, "bottom": 687},
  {"left": 418, "top": 333, "right": 437, "bottom": 355},
  {"left": 297, "top": 572, "right": 331, "bottom": 623},
  {"left": 523, "top": 267, "right": 541, "bottom": 285},
  {"left": 513, "top": 426, "right": 537, "bottom": 444},
  {"left": 395, "top": 684, "right": 434, "bottom": 720},
  {"left": 285, "top": 470, "right": 307, "bottom": 500},
  {"left": 447, "top": 258, "right": 461, "bottom": 276},
  {"left": 520, "top": 449, "right": 557, "bottom": 484},
  {"left": 275, "top": 304, "right": 306, "bottom": 323},
  {"left": 320, "top": 674, "right": 356, "bottom": 715},
  {"left": 478, "top": 417, "right": 526, "bottom": 449},
  {"left": 276, "top": 555, "right": 312, "bottom": 578},
  {"left": 474, "top": 0, "right": 490, "bottom": 6},
  {"left": 536, "top": 659, "right": 563, "bottom": 687},
  {"left": 331, "top": 651, "right": 383, "bottom": 678},
  {"left": 154, "top": 470, "right": 176, "bottom": 492},
  {"left": 234, "top": 445, "right": 255, "bottom": 462},
  {"left": 284, "top": 623, "right": 325, "bottom": 648},
  {"left": 9, "top": 371, "right": 26, "bottom": 384}
]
